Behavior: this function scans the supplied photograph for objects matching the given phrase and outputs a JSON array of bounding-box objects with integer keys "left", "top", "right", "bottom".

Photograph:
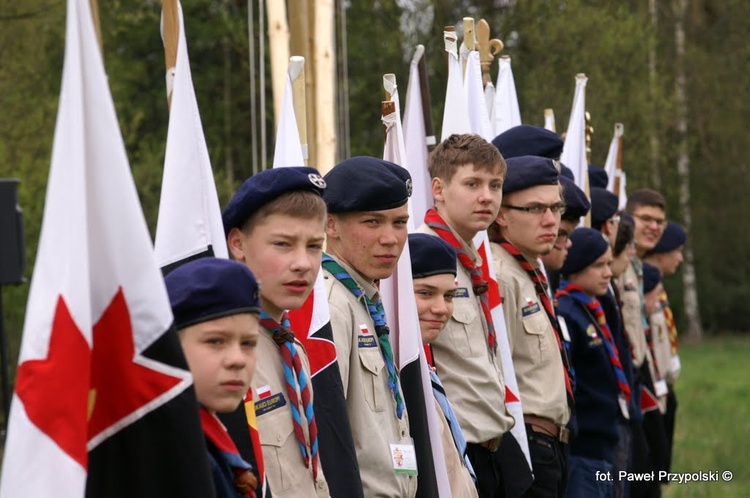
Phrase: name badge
[
  {"left": 654, "top": 379, "right": 669, "bottom": 397},
  {"left": 453, "top": 287, "right": 470, "bottom": 298},
  {"left": 390, "top": 442, "right": 418, "bottom": 476},
  {"left": 521, "top": 302, "right": 540, "bottom": 317},
  {"left": 254, "top": 392, "right": 287, "bottom": 416},
  {"left": 357, "top": 335, "right": 378, "bottom": 348},
  {"left": 619, "top": 394, "right": 630, "bottom": 420},
  {"left": 670, "top": 355, "right": 681, "bottom": 374},
  {"left": 558, "top": 317, "right": 572, "bottom": 342}
]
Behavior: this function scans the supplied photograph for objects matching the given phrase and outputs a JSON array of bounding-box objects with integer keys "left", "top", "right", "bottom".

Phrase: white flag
[
  {"left": 464, "top": 50, "right": 494, "bottom": 142},
  {"left": 603, "top": 123, "right": 624, "bottom": 193},
  {"left": 492, "top": 57, "right": 522, "bottom": 136},
  {"left": 440, "top": 30, "right": 470, "bottom": 140},
  {"left": 272, "top": 73, "right": 305, "bottom": 168},
  {"left": 560, "top": 75, "right": 589, "bottom": 192}
]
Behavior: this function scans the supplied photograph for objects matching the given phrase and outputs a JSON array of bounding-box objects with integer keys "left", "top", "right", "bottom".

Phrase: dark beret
[
  {"left": 647, "top": 222, "right": 687, "bottom": 255},
  {"left": 223, "top": 166, "right": 326, "bottom": 233},
  {"left": 561, "top": 228, "right": 610, "bottom": 277},
  {"left": 642, "top": 262, "right": 662, "bottom": 294},
  {"left": 588, "top": 164, "right": 609, "bottom": 189},
  {"left": 590, "top": 187, "right": 619, "bottom": 229},
  {"left": 165, "top": 258, "right": 261, "bottom": 330},
  {"left": 491, "top": 125, "right": 564, "bottom": 160},
  {"left": 408, "top": 233, "right": 457, "bottom": 279},
  {"left": 560, "top": 164, "right": 575, "bottom": 181},
  {"left": 560, "top": 176, "right": 590, "bottom": 219},
  {"left": 503, "top": 156, "right": 560, "bottom": 194},
  {"left": 323, "top": 156, "right": 412, "bottom": 213}
]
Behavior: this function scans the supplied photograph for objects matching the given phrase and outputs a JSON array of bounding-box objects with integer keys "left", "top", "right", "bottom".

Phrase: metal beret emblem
[
  {"left": 405, "top": 179, "right": 413, "bottom": 197},
  {"left": 308, "top": 173, "right": 327, "bottom": 188}
]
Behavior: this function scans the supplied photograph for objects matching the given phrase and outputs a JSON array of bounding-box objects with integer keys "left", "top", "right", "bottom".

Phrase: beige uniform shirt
[
  {"left": 649, "top": 308, "right": 670, "bottom": 414},
  {"left": 417, "top": 225, "right": 514, "bottom": 443},
  {"left": 324, "top": 256, "right": 417, "bottom": 498},
  {"left": 253, "top": 326, "right": 329, "bottom": 498},
  {"left": 616, "top": 261, "right": 649, "bottom": 368},
  {"left": 491, "top": 243, "right": 570, "bottom": 426},
  {"left": 434, "top": 397, "right": 479, "bottom": 498}
]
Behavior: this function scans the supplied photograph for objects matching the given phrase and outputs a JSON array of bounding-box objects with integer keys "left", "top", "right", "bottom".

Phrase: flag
[
  {"left": 154, "top": 0, "right": 227, "bottom": 274},
  {"left": 382, "top": 76, "right": 451, "bottom": 498},
  {"left": 0, "top": 1, "right": 214, "bottom": 496},
  {"left": 441, "top": 29, "right": 470, "bottom": 141},
  {"left": 275, "top": 62, "right": 364, "bottom": 498},
  {"left": 464, "top": 50, "right": 494, "bottom": 142},
  {"left": 603, "top": 123, "right": 623, "bottom": 193},
  {"left": 402, "top": 45, "right": 433, "bottom": 224},
  {"left": 491, "top": 56, "right": 522, "bottom": 136},
  {"left": 474, "top": 232, "right": 534, "bottom": 497},
  {"left": 560, "top": 75, "right": 589, "bottom": 192}
]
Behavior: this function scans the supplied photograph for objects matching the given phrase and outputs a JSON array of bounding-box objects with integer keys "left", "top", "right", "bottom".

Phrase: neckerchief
[
  {"left": 424, "top": 208, "right": 496, "bottom": 352},
  {"left": 321, "top": 254, "right": 405, "bottom": 419},
  {"left": 496, "top": 238, "right": 575, "bottom": 409},
  {"left": 659, "top": 289, "right": 679, "bottom": 355},
  {"left": 258, "top": 311, "right": 320, "bottom": 480},
  {"left": 200, "top": 407, "right": 256, "bottom": 497},
  {"left": 556, "top": 282, "right": 632, "bottom": 402}
]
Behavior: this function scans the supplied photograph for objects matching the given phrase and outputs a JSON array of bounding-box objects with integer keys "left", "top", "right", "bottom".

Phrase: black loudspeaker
[{"left": 0, "top": 179, "right": 25, "bottom": 285}]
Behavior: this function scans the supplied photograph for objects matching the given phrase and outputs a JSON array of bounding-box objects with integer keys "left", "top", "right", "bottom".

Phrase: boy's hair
[
  {"left": 614, "top": 212, "right": 635, "bottom": 256},
  {"left": 626, "top": 188, "right": 666, "bottom": 213},
  {"left": 428, "top": 133, "right": 506, "bottom": 181},
  {"left": 241, "top": 190, "right": 327, "bottom": 234}
]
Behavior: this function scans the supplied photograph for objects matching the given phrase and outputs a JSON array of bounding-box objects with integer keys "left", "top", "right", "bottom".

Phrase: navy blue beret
[
  {"left": 560, "top": 176, "right": 590, "bottom": 219},
  {"left": 503, "top": 156, "right": 560, "bottom": 194},
  {"left": 588, "top": 164, "right": 609, "bottom": 189},
  {"left": 560, "top": 164, "right": 575, "bottom": 181},
  {"left": 323, "top": 156, "right": 412, "bottom": 213},
  {"left": 408, "top": 233, "right": 457, "bottom": 279},
  {"left": 561, "top": 228, "right": 610, "bottom": 277},
  {"left": 223, "top": 166, "right": 326, "bottom": 233},
  {"left": 165, "top": 258, "right": 261, "bottom": 330},
  {"left": 642, "top": 262, "right": 662, "bottom": 293},
  {"left": 491, "top": 125, "right": 563, "bottom": 160},
  {"left": 647, "top": 222, "right": 687, "bottom": 255},
  {"left": 590, "top": 187, "right": 619, "bottom": 229}
]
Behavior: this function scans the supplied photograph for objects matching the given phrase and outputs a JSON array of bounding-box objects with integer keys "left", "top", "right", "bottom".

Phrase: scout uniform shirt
[
  {"left": 491, "top": 243, "right": 570, "bottom": 426},
  {"left": 324, "top": 256, "right": 417, "bottom": 498},
  {"left": 252, "top": 326, "right": 329, "bottom": 498},
  {"left": 418, "top": 225, "right": 515, "bottom": 443},
  {"left": 433, "top": 396, "right": 479, "bottom": 498},
  {"left": 616, "top": 261, "right": 650, "bottom": 369}
]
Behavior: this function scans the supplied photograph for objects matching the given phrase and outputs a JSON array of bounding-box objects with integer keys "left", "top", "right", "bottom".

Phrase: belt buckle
[{"left": 558, "top": 426, "right": 570, "bottom": 444}]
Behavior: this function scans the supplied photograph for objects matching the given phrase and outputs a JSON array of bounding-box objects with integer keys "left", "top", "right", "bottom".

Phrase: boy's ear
[
  {"left": 495, "top": 207, "right": 509, "bottom": 228},
  {"left": 325, "top": 214, "right": 341, "bottom": 240},
  {"left": 431, "top": 177, "right": 445, "bottom": 203},
  {"left": 226, "top": 227, "right": 246, "bottom": 262}
]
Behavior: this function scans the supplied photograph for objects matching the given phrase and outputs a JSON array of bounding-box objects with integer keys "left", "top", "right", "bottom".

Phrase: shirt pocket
[
  {"left": 358, "top": 347, "right": 387, "bottom": 412},
  {"left": 258, "top": 402, "right": 301, "bottom": 492},
  {"left": 450, "top": 300, "right": 482, "bottom": 358},
  {"left": 521, "top": 309, "right": 549, "bottom": 363}
]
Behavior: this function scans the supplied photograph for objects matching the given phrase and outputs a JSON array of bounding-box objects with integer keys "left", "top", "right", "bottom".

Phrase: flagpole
[
  {"left": 544, "top": 108, "right": 556, "bottom": 132},
  {"left": 89, "top": 0, "right": 103, "bottom": 55},
  {"left": 461, "top": 17, "right": 475, "bottom": 75},
  {"left": 614, "top": 123, "right": 624, "bottom": 198},
  {"left": 414, "top": 46, "right": 436, "bottom": 154},
  {"left": 161, "top": 0, "right": 179, "bottom": 108},
  {"left": 476, "top": 19, "right": 503, "bottom": 88}
]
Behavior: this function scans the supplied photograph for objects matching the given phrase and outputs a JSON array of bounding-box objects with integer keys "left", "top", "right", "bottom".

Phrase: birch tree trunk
[
  {"left": 674, "top": 0, "right": 703, "bottom": 342},
  {"left": 648, "top": 0, "right": 662, "bottom": 189}
]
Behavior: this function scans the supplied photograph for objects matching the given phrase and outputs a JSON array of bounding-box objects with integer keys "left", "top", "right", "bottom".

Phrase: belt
[
  {"left": 479, "top": 435, "right": 502, "bottom": 452},
  {"left": 524, "top": 415, "right": 570, "bottom": 444}
]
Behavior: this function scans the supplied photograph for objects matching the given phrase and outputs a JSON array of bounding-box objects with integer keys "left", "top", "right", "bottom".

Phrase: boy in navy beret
[
  {"left": 321, "top": 156, "right": 416, "bottom": 498},
  {"left": 590, "top": 187, "right": 620, "bottom": 247},
  {"left": 418, "top": 133, "right": 513, "bottom": 498},
  {"left": 408, "top": 233, "right": 479, "bottom": 498},
  {"left": 554, "top": 228, "right": 627, "bottom": 498},
  {"left": 224, "top": 166, "right": 332, "bottom": 497},
  {"left": 491, "top": 125, "right": 563, "bottom": 160},
  {"left": 165, "top": 258, "right": 262, "bottom": 498},
  {"left": 490, "top": 155, "right": 573, "bottom": 497}
]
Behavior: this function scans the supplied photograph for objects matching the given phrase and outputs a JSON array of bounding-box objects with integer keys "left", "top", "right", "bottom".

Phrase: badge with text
[
  {"left": 357, "top": 323, "right": 377, "bottom": 348},
  {"left": 254, "top": 385, "right": 287, "bottom": 416},
  {"left": 453, "top": 287, "right": 470, "bottom": 298},
  {"left": 389, "top": 442, "right": 418, "bottom": 476},
  {"left": 521, "top": 301, "right": 541, "bottom": 317}
]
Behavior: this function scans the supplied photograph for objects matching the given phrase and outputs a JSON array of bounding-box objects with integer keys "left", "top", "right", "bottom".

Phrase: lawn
[{"left": 663, "top": 335, "right": 750, "bottom": 497}]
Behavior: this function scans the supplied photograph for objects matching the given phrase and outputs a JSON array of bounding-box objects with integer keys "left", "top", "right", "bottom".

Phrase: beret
[
  {"left": 560, "top": 176, "right": 590, "bottom": 219},
  {"left": 323, "top": 156, "right": 412, "bottom": 213},
  {"left": 223, "top": 166, "right": 326, "bottom": 233},
  {"left": 561, "top": 228, "right": 610, "bottom": 276},
  {"left": 165, "top": 258, "right": 261, "bottom": 330},
  {"left": 642, "top": 262, "right": 662, "bottom": 293},
  {"left": 647, "top": 222, "right": 687, "bottom": 255},
  {"left": 560, "top": 164, "right": 575, "bottom": 181},
  {"left": 588, "top": 164, "right": 609, "bottom": 189},
  {"left": 491, "top": 125, "right": 563, "bottom": 160},
  {"left": 503, "top": 156, "right": 560, "bottom": 194},
  {"left": 590, "top": 187, "right": 619, "bottom": 229},
  {"left": 408, "top": 233, "right": 457, "bottom": 279}
]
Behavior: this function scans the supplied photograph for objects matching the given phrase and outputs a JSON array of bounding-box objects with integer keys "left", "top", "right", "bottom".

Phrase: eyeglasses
[
  {"left": 633, "top": 214, "right": 666, "bottom": 227},
  {"left": 503, "top": 203, "right": 566, "bottom": 216}
]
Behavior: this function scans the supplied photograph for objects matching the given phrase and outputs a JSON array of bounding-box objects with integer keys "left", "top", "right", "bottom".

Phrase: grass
[{"left": 663, "top": 335, "right": 750, "bottom": 497}]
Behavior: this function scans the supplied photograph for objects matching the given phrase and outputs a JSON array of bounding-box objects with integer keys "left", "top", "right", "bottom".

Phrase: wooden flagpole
[
  {"left": 461, "top": 17, "right": 475, "bottom": 75},
  {"left": 544, "top": 108, "right": 556, "bottom": 132},
  {"left": 161, "top": 0, "right": 179, "bottom": 108},
  {"left": 414, "top": 45, "right": 436, "bottom": 153},
  {"left": 267, "top": 0, "right": 291, "bottom": 127},
  {"left": 89, "top": 0, "right": 103, "bottom": 56},
  {"left": 314, "top": 0, "right": 336, "bottom": 174},
  {"left": 476, "top": 19, "right": 503, "bottom": 88}
]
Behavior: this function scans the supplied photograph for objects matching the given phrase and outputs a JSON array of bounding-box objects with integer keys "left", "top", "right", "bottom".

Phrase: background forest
[{"left": 1, "top": 0, "right": 749, "bottom": 382}]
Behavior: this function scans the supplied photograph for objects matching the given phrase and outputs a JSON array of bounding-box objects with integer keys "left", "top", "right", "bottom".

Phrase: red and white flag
[{"left": 0, "top": 1, "right": 213, "bottom": 496}]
